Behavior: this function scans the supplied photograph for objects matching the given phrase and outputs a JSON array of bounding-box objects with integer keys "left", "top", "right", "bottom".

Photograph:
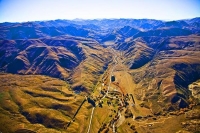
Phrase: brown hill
[
  {"left": 116, "top": 35, "right": 200, "bottom": 111},
  {"left": 0, "top": 73, "right": 93, "bottom": 133},
  {"left": 0, "top": 36, "right": 112, "bottom": 92}
]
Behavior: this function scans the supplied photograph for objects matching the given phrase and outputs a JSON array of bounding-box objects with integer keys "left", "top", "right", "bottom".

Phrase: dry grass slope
[{"left": 0, "top": 73, "right": 92, "bottom": 133}]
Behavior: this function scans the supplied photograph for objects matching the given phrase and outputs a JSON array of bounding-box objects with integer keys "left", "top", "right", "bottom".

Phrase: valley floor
[{"left": 84, "top": 49, "right": 200, "bottom": 133}]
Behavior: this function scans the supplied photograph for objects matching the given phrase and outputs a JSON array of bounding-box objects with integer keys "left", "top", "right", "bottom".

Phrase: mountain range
[{"left": 0, "top": 17, "right": 200, "bottom": 133}]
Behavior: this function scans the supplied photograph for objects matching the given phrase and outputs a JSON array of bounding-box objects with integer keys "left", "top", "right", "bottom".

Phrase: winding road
[
  {"left": 86, "top": 51, "right": 118, "bottom": 133},
  {"left": 86, "top": 107, "right": 95, "bottom": 133}
]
